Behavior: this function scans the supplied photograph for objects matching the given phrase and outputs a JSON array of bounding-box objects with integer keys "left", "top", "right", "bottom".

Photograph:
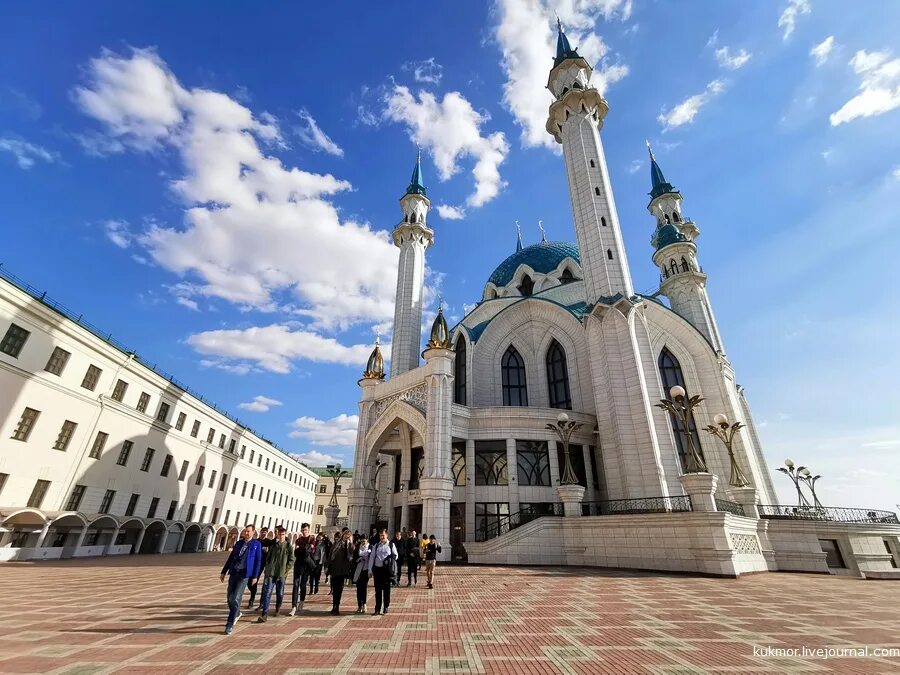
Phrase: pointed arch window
[
  {"left": 601, "top": 216, "right": 607, "bottom": 227},
  {"left": 672, "top": 211, "right": 680, "bottom": 222},
  {"left": 681, "top": 256, "right": 690, "bottom": 272},
  {"left": 546, "top": 340, "right": 572, "bottom": 410},
  {"left": 658, "top": 348, "right": 704, "bottom": 472},
  {"left": 560, "top": 268, "right": 576, "bottom": 284},
  {"left": 454, "top": 335, "right": 467, "bottom": 405},
  {"left": 518, "top": 275, "right": 534, "bottom": 297},
  {"left": 501, "top": 346, "right": 528, "bottom": 406},
  {"left": 607, "top": 249, "right": 613, "bottom": 260},
  {"left": 669, "top": 259, "right": 678, "bottom": 275}
]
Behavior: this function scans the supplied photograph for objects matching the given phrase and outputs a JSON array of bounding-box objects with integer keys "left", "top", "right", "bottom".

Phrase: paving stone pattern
[{"left": 0, "top": 554, "right": 898, "bottom": 674}]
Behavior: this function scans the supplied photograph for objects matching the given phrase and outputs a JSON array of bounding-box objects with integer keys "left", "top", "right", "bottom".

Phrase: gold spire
[
  {"left": 362, "top": 337, "right": 385, "bottom": 380},
  {"left": 427, "top": 306, "right": 451, "bottom": 349}
]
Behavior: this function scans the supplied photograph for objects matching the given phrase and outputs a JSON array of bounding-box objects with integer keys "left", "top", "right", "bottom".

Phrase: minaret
[
  {"left": 546, "top": 20, "right": 634, "bottom": 302},
  {"left": 390, "top": 149, "right": 434, "bottom": 376},
  {"left": 647, "top": 146, "right": 726, "bottom": 354}
]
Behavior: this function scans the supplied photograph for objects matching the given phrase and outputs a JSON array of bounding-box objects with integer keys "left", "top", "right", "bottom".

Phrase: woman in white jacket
[
  {"left": 353, "top": 535, "right": 372, "bottom": 614},
  {"left": 367, "top": 529, "right": 398, "bottom": 616}
]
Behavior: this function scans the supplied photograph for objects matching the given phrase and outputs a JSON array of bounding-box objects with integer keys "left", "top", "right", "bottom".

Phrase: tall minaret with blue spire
[
  {"left": 546, "top": 19, "right": 634, "bottom": 302},
  {"left": 390, "top": 148, "right": 433, "bottom": 376},
  {"left": 647, "top": 144, "right": 726, "bottom": 354}
]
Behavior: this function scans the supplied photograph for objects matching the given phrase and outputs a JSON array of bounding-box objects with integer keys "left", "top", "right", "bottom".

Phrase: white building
[
  {"left": 0, "top": 269, "right": 318, "bottom": 562},
  {"left": 346, "top": 24, "right": 900, "bottom": 577}
]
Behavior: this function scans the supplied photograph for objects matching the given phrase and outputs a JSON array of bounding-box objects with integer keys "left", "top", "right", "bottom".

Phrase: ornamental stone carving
[
  {"left": 371, "top": 383, "right": 428, "bottom": 422},
  {"left": 730, "top": 533, "right": 761, "bottom": 555}
]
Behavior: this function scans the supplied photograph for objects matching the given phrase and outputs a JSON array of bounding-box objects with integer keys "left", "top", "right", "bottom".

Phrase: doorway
[{"left": 450, "top": 503, "right": 467, "bottom": 562}]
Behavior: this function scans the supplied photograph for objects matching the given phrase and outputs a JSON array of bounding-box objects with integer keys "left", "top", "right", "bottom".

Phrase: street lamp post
[
  {"left": 546, "top": 412, "right": 583, "bottom": 485},
  {"left": 798, "top": 468, "right": 823, "bottom": 509},
  {"left": 325, "top": 463, "right": 350, "bottom": 508},
  {"left": 777, "top": 459, "right": 811, "bottom": 508},
  {"left": 370, "top": 459, "right": 387, "bottom": 519},
  {"left": 704, "top": 414, "right": 750, "bottom": 487},
  {"left": 655, "top": 386, "right": 707, "bottom": 474}
]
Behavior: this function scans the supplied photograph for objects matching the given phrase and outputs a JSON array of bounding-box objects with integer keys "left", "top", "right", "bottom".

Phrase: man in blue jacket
[{"left": 220, "top": 524, "right": 262, "bottom": 634}]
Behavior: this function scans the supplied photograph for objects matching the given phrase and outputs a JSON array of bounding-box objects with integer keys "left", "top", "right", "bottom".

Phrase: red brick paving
[{"left": 0, "top": 553, "right": 897, "bottom": 673}]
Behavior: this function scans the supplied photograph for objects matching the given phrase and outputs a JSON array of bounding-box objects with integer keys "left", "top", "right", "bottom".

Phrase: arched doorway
[
  {"left": 48, "top": 513, "right": 88, "bottom": 556},
  {"left": 181, "top": 524, "right": 203, "bottom": 552},
  {"left": 83, "top": 516, "right": 118, "bottom": 556},
  {"left": 214, "top": 526, "right": 229, "bottom": 551},
  {"left": 116, "top": 518, "right": 146, "bottom": 555},
  {"left": 163, "top": 523, "right": 185, "bottom": 554},
  {"left": 139, "top": 521, "right": 167, "bottom": 554},
  {"left": 0, "top": 509, "right": 48, "bottom": 559},
  {"left": 225, "top": 527, "right": 239, "bottom": 549}
]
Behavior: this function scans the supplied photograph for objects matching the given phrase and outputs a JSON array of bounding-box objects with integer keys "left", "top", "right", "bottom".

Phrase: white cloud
[
  {"left": 289, "top": 413, "right": 358, "bottom": 447},
  {"left": 199, "top": 358, "right": 254, "bottom": 375},
  {"left": 894, "top": 166, "right": 900, "bottom": 181},
  {"left": 626, "top": 159, "right": 642, "bottom": 174},
  {"left": 402, "top": 57, "right": 443, "bottom": 85},
  {"left": 175, "top": 296, "right": 199, "bottom": 311},
  {"left": 810, "top": 36, "right": 835, "bottom": 66},
  {"left": 493, "top": 0, "right": 631, "bottom": 150},
  {"left": 658, "top": 80, "right": 726, "bottom": 130},
  {"left": 830, "top": 50, "right": 900, "bottom": 126},
  {"left": 778, "top": 0, "right": 811, "bottom": 40},
  {"left": 294, "top": 108, "right": 344, "bottom": 157},
  {"left": 715, "top": 46, "right": 752, "bottom": 70},
  {"left": 437, "top": 204, "right": 466, "bottom": 220},
  {"left": 74, "top": 47, "right": 399, "bottom": 332},
  {"left": 384, "top": 86, "right": 509, "bottom": 208},
  {"left": 104, "top": 219, "right": 132, "bottom": 248},
  {"left": 290, "top": 450, "right": 345, "bottom": 466},
  {"left": 187, "top": 323, "right": 382, "bottom": 374},
  {"left": 0, "top": 137, "right": 59, "bottom": 169},
  {"left": 238, "top": 395, "right": 283, "bottom": 412}
]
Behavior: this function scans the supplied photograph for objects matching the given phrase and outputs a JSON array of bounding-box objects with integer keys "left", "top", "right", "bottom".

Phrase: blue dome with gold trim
[{"left": 487, "top": 241, "right": 580, "bottom": 287}]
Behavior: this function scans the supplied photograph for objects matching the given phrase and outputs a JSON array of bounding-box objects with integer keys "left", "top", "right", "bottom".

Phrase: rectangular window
[
  {"left": 225, "top": 509, "right": 231, "bottom": 524},
  {"left": 208, "top": 469, "right": 217, "bottom": 489},
  {"left": 99, "top": 489, "right": 116, "bottom": 514},
  {"left": 160, "top": 454, "right": 173, "bottom": 477},
  {"left": 88, "top": 431, "right": 108, "bottom": 459},
  {"left": 178, "top": 460, "right": 189, "bottom": 481},
  {"left": 195, "top": 465, "right": 205, "bottom": 486},
  {"left": 242, "top": 481, "right": 247, "bottom": 497},
  {"left": 452, "top": 441, "right": 466, "bottom": 487},
  {"left": 408, "top": 447, "right": 424, "bottom": 490},
  {"left": 266, "top": 488, "right": 271, "bottom": 503},
  {"left": 218, "top": 433, "right": 225, "bottom": 449},
  {"left": 147, "top": 497, "right": 159, "bottom": 519},
  {"left": 190, "top": 420, "right": 200, "bottom": 438},
  {"left": 140, "top": 447, "right": 155, "bottom": 472},
  {"left": 111, "top": 379, "right": 128, "bottom": 402},
  {"left": 317, "top": 504, "right": 324, "bottom": 515},
  {"left": 11, "top": 407, "right": 40, "bottom": 442},
  {"left": 167, "top": 500, "right": 177, "bottom": 520},
  {"left": 474, "top": 441, "right": 509, "bottom": 486},
  {"left": 319, "top": 485, "right": 327, "bottom": 494},
  {"left": 136, "top": 392, "right": 150, "bottom": 413},
  {"left": 53, "top": 420, "right": 78, "bottom": 451},
  {"left": 231, "top": 477, "right": 238, "bottom": 494},
  {"left": 186, "top": 503, "right": 195, "bottom": 521},
  {"left": 516, "top": 440, "right": 550, "bottom": 487},
  {"left": 0, "top": 323, "right": 30, "bottom": 357},
  {"left": 229, "top": 438, "right": 236, "bottom": 454},
  {"left": 199, "top": 505, "right": 207, "bottom": 522},
  {"left": 156, "top": 402, "right": 170, "bottom": 423},
  {"left": 206, "top": 428, "right": 215, "bottom": 444},
  {"left": 65, "top": 484, "right": 87, "bottom": 511},
  {"left": 220, "top": 473, "right": 228, "bottom": 492},
  {"left": 212, "top": 507, "right": 219, "bottom": 523},
  {"left": 257, "top": 455, "right": 261, "bottom": 467},
  {"left": 175, "top": 411, "right": 186, "bottom": 430},
  {"left": 116, "top": 440, "right": 133, "bottom": 467},
  {"left": 265, "top": 458, "right": 270, "bottom": 471},
  {"left": 475, "top": 502, "right": 510, "bottom": 541},
  {"left": 125, "top": 493, "right": 140, "bottom": 517},
  {"left": 44, "top": 346, "right": 71, "bottom": 376},
  {"left": 235, "top": 511, "right": 241, "bottom": 526},
  {"left": 819, "top": 539, "right": 846, "bottom": 568},
  {"left": 81, "top": 364, "right": 102, "bottom": 391},
  {"left": 240, "top": 445, "right": 246, "bottom": 459},
  {"left": 335, "top": 485, "right": 343, "bottom": 494},
  {"left": 27, "top": 479, "right": 51, "bottom": 508},
  {"left": 249, "top": 449, "right": 255, "bottom": 463},
  {"left": 250, "top": 484, "right": 256, "bottom": 499},
  {"left": 0, "top": 473, "right": 8, "bottom": 498}
]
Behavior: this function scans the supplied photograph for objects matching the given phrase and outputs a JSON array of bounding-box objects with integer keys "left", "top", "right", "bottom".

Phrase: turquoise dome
[
  {"left": 487, "top": 241, "right": 580, "bottom": 287},
  {"left": 654, "top": 223, "right": 688, "bottom": 250}
]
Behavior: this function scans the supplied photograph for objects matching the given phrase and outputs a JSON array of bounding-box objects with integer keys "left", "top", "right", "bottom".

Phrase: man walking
[
  {"left": 220, "top": 525, "right": 262, "bottom": 635},
  {"left": 310, "top": 533, "right": 326, "bottom": 595},
  {"left": 289, "top": 523, "right": 316, "bottom": 616},
  {"left": 247, "top": 526, "right": 273, "bottom": 610},
  {"left": 368, "top": 528, "right": 398, "bottom": 615},
  {"left": 406, "top": 530, "right": 420, "bottom": 586},
  {"left": 392, "top": 530, "right": 406, "bottom": 587},
  {"left": 328, "top": 529, "right": 354, "bottom": 615},
  {"left": 256, "top": 526, "right": 294, "bottom": 623},
  {"left": 424, "top": 534, "right": 442, "bottom": 589}
]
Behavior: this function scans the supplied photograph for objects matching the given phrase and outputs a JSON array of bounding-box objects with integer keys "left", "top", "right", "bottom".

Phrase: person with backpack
[
  {"left": 289, "top": 523, "right": 316, "bottom": 616},
  {"left": 367, "top": 528, "right": 398, "bottom": 615},
  {"left": 423, "top": 534, "right": 442, "bottom": 589},
  {"left": 219, "top": 524, "right": 262, "bottom": 635},
  {"left": 328, "top": 528, "right": 354, "bottom": 615},
  {"left": 353, "top": 534, "right": 371, "bottom": 614},
  {"left": 247, "top": 526, "right": 272, "bottom": 610},
  {"left": 256, "top": 525, "right": 294, "bottom": 622},
  {"left": 310, "top": 532, "right": 327, "bottom": 595}
]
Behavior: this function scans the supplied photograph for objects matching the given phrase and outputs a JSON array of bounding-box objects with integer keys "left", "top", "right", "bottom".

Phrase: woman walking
[
  {"left": 353, "top": 534, "right": 371, "bottom": 613},
  {"left": 367, "top": 528, "right": 398, "bottom": 616}
]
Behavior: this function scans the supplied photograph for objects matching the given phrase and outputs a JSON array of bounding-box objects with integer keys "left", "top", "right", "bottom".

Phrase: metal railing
[
  {"left": 759, "top": 505, "right": 899, "bottom": 524},
  {"left": 0, "top": 262, "right": 300, "bottom": 466},
  {"left": 715, "top": 499, "right": 745, "bottom": 516}
]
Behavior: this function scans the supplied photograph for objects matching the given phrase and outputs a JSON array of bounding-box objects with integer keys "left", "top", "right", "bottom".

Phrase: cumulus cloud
[
  {"left": 384, "top": 86, "right": 509, "bottom": 208},
  {"left": 238, "top": 395, "right": 283, "bottom": 412},
  {"left": 74, "top": 47, "right": 399, "bottom": 334},
  {"left": 104, "top": 219, "right": 132, "bottom": 248},
  {"left": 294, "top": 108, "right": 344, "bottom": 157},
  {"left": 778, "top": 0, "right": 811, "bottom": 40},
  {"left": 402, "top": 57, "right": 443, "bottom": 85},
  {"left": 436, "top": 204, "right": 466, "bottom": 220},
  {"left": 658, "top": 80, "right": 726, "bottom": 130},
  {"left": 810, "top": 36, "right": 835, "bottom": 66},
  {"left": 187, "top": 324, "right": 384, "bottom": 374},
  {"left": 715, "top": 46, "right": 752, "bottom": 70},
  {"left": 289, "top": 413, "right": 358, "bottom": 447},
  {"left": 830, "top": 50, "right": 900, "bottom": 126},
  {"left": 493, "top": 0, "right": 631, "bottom": 150},
  {"left": 0, "top": 136, "right": 60, "bottom": 169},
  {"left": 290, "top": 450, "right": 346, "bottom": 466}
]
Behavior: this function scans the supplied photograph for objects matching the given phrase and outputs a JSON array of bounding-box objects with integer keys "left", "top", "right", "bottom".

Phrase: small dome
[
  {"left": 427, "top": 307, "right": 451, "bottom": 349},
  {"left": 653, "top": 223, "right": 688, "bottom": 250},
  {"left": 362, "top": 340, "right": 385, "bottom": 380},
  {"left": 487, "top": 241, "right": 580, "bottom": 288}
]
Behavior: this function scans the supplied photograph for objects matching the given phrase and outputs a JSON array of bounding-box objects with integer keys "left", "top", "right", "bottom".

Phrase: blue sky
[{"left": 1, "top": 2, "right": 898, "bottom": 509}]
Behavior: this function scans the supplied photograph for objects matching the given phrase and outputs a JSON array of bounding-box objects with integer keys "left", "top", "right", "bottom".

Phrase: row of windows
[{"left": 1, "top": 321, "right": 315, "bottom": 492}]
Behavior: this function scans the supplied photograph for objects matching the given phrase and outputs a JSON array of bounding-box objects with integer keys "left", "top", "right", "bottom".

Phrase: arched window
[
  {"left": 594, "top": 187, "right": 601, "bottom": 196},
  {"left": 601, "top": 216, "right": 607, "bottom": 227},
  {"left": 672, "top": 211, "right": 680, "bottom": 222},
  {"left": 518, "top": 275, "right": 534, "bottom": 297},
  {"left": 681, "top": 256, "right": 690, "bottom": 272},
  {"left": 560, "top": 268, "right": 576, "bottom": 284},
  {"left": 454, "top": 335, "right": 467, "bottom": 405},
  {"left": 669, "top": 259, "right": 678, "bottom": 275},
  {"left": 607, "top": 249, "right": 613, "bottom": 260},
  {"left": 572, "top": 80, "right": 582, "bottom": 89},
  {"left": 501, "top": 346, "right": 528, "bottom": 406},
  {"left": 658, "top": 349, "right": 704, "bottom": 472},
  {"left": 664, "top": 214, "right": 670, "bottom": 224},
  {"left": 590, "top": 159, "right": 596, "bottom": 168},
  {"left": 546, "top": 340, "right": 572, "bottom": 410}
]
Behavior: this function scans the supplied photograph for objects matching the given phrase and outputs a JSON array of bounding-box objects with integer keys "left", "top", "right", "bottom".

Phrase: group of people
[{"left": 220, "top": 522, "right": 442, "bottom": 635}]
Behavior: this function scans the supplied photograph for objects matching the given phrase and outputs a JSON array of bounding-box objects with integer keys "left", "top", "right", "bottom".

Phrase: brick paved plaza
[{"left": 0, "top": 554, "right": 898, "bottom": 674}]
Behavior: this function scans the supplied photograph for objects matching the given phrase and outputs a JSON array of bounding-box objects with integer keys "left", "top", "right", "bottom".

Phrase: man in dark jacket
[
  {"left": 220, "top": 525, "right": 262, "bottom": 635},
  {"left": 289, "top": 523, "right": 316, "bottom": 616},
  {"left": 257, "top": 526, "right": 294, "bottom": 623},
  {"left": 392, "top": 531, "right": 406, "bottom": 586},
  {"left": 328, "top": 529, "right": 354, "bottom": 615},
  {"left": 247, "top": 526, "right": 272, "bottom": 609},
  {"left": 405, "top": 530, "right": 421, "bottom": 586}
]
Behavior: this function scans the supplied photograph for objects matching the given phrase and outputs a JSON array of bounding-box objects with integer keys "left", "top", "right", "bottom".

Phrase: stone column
[
  {"left": 104, "top": 526, "right": 121, "bottom": 555},
  {"left": 727, "top": 486, "right": 760, "bottom": 519},
  {"left": 35, "top": 522, "right": 52, "bottom": 549},
  {"left": 465, "top": 439, "right": 476, "bottom": 542},
  {"left": 175, "top": 530, "right": 186, "bottom": 553},
  {"left": 548, "top": 440, "right": 561, "bottom": 486},
  {"left": 581, "top": 444, "right": 596, "bottom": 502},
  {"left": 133, "top": 527, "right": 146, "bottom": 555},
  {"left": 324, "top": 506, "right": 340, "bottom": 528},
  {"left": 348, "top": 487, "right": 376, "bottom": 535},
  {"left": 556, "top": 484, "right": 586, "bottom": 517},
  {"left": 156, "top": 530, "right": 168, "bottom": 554},
  {"left": 506, "top": 438, "right": 519, "bottom": 516},
  {"left": 679, "top": 472, "right": 718, "bottom": 512},
  {"left": 422, "top": 346, "right": 454, "bottom": 561}
]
